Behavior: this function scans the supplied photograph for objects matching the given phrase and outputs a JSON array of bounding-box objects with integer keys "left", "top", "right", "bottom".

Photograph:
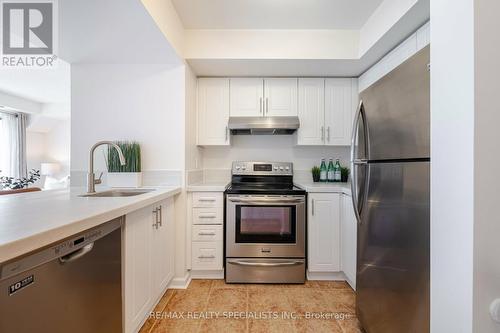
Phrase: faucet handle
[{"left": 94, "top": 172, "right": 103, "bottom": 185}]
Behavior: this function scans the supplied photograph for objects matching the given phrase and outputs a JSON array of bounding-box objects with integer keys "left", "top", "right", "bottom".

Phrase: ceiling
[
  {"left": 59, "top": 0, "right": 182, "bottom": 64},
  {"left": 171, "top": 0, "right": 384, "bottom": 30}
]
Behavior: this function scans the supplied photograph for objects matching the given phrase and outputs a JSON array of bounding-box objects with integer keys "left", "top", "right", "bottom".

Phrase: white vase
[{"left": 107, "top": 172, "right": 142, "bottom": 188}]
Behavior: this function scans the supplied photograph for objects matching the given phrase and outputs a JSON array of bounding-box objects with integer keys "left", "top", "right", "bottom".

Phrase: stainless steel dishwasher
[{"left": 0, "top": 217, "right": 123, "bottom": 333}]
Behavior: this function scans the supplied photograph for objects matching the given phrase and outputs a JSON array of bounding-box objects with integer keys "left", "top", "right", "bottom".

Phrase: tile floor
[{"left": 140, "top": 279, "right": 363, "bottom": 333}]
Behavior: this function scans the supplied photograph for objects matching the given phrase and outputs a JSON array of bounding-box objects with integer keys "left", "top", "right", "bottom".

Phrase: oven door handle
[
  {"left": 228, "top": 260, "right": 304, "bottom": 267},
  {"left": 228, "top": 198, "right": 304, "bottom": 204}
]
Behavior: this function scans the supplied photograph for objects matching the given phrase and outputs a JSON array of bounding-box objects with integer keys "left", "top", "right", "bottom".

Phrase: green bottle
[
  {"left": 319, "top": 159, "right": 327, "bottom": 182},
  {"left": 327, "top": 159, "right": 335, "bottom": 182},
  {"left": 334, "top": 159, "right": 342, "bottom": 182}
]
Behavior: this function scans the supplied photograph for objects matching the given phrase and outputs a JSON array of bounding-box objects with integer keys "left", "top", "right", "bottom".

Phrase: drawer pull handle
[
  {"left": 198, "top": 198, "right": 216, "bottom": 202},
  {"left": 198, "top": 255, "right": 216, "bottom": 259},
  {"left": 198, "top": 232, "right": 216, "bottom": 236},
  {"left": 199, "top": 214, "right": 216, "bottom": 218}
]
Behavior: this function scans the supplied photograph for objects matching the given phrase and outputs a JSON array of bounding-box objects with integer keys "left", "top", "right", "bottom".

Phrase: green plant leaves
[{"left": 107, "top": 141, "right": 141, "bottom": 173}]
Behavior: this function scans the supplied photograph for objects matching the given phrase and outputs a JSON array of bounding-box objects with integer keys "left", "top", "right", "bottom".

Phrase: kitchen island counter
[{"left": 0, "top": 186, "right": 181, "bottom": 263}]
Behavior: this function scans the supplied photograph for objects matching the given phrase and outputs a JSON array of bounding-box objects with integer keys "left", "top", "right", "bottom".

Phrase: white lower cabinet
[
  {"left": 124, "top": 198, "right": 175, "bottom": 333},
  {"left": 307, "top": 191, "right": 357, "bottom": 288},
  {"left": 190, "top": 192, "right": 224, "bottom": 273},
  {"left": 341, "top": 194, "right": 357, "bottom": 289},
  {"left": 191, "top": 192, "right": 224, "bottom": 272},
  {"left": 308, "top": 193, "right": 341, "bottom": 272}
]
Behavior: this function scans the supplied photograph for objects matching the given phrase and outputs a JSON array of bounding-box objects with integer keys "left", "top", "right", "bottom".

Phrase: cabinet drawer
[
  {"left": 192, "top": 242, "right": 223, "bottom": 270},
  {"left": 192, "top": 225, "right": 223, "bottom": 241},
  {"left": 192, "top": 207, "right": 223, "bottom": 225},
  {"left": 192, "top": 192, "right": 223, "bottom": 208}
]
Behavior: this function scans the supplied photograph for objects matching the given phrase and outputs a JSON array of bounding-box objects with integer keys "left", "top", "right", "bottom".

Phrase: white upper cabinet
[
  {"left": 197, "top": 78, "right": 230, "bottom": 146},
  {"left": 230, "top": 78, "right": 264, "bottom": 117},
  {"left": 325, "top": 78, "right": 354, "bottom": 146},
  {"left": 297, "top": 78, "right": 357, "bottom": 146},
  {"left": 263, "top": 78, "right": 298, "bottom": 117},
  {"left": 297, "top": 78, "right": 325, "bottom": 145}
]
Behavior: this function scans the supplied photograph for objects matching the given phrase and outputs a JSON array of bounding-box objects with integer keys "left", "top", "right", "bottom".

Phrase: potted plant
[
  {"left": 0, "top": 169, "right": 41, "bottom": 189},
  {"left": 107, "top": 141, "right": 142, "bottom": 188},
  {"left": 311, "top": 166, "right": 321, "bottom": 183},
  {"left": 341, "top": 166, "right": 350, "bottom": 183}
]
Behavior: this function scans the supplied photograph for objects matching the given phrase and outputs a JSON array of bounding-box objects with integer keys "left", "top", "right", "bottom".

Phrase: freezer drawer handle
[
  {"left": 228, "top": 260, "right": 303, "bottom": 267},
  {"left": 59, "top": 243, "right": 94, "bottom": 264}
]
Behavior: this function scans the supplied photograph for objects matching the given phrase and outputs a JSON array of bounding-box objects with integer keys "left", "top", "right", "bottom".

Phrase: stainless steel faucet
[{"left": 87, "top": 141, "right": 126, "bottom": 193}]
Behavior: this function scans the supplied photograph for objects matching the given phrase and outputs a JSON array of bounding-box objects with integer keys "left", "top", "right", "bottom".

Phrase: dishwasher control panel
[{"left": 0, "top": 217, "right": 122, "bottom": 281}]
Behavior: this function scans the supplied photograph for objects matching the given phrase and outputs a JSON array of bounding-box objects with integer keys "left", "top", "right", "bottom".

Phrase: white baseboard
[
  {"left": 168, "top": 272, "right": 192, "bottom": 289},
  {"left": 307, "top": 271, "right": 346, "bottom": 281},
  {"left": 190, "top": 269, "right": 224, "bottom": 279}
]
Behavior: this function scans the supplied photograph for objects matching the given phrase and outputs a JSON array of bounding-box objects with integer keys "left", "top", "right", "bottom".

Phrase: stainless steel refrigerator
[{"left": 351, "top": 45, "right": 430, "bottom": 333}]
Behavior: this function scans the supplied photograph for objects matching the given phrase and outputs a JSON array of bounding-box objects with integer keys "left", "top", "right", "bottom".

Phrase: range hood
[{"left": 228, "top": 116, "right": 300, "bottom": 135}]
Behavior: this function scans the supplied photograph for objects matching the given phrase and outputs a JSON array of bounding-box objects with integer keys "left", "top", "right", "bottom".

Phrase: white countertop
[
  {"left": 0, "top": 186, "right": 181, "bottom": 263},
  {"left": 187, "top": 181, "right": 230, "bottom": 192},
  {"left": 294, "top": 181, "right": 351, "bottom": 195}
]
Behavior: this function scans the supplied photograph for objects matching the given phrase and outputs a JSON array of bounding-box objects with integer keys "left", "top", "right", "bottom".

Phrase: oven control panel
[{"left": 232, "top": 161, "right": 293, "bottom": 176}]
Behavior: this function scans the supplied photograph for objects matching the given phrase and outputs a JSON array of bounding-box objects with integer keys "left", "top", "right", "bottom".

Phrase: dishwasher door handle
[{"left": 59, "top": 243, "right": 94, "bottom": 264}]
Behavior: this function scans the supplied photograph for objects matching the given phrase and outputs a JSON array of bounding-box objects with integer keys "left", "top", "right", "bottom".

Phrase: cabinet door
[
  {"left": 297, "top": 78, "right": 325, "bottom": 145},
  {"left": 230, "top": 78, "right": 264, "bottom": 117},
  {"left": 124, "top": 205, "right": 154, "bottom": 333},
  {"left": 152, "top": 198, "right": 175, "bottom": 298},
  {"left": 325, "top": 78, "right": 353, "bottom": 146},
  {"left": 264, "top": 78, "right": 298, "bottom": 117},
  {"left": 197, "top": 78, "right": 230, "bottom": 146},
  {"left": 308, "top": 193, "right": 341, "bottom": 272},
  {"left": 341, "top": 194, "right": 357, "bottom": 289}
]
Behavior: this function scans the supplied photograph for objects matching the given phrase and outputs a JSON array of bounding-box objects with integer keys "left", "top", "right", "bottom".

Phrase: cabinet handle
[
  {"left": 198, "top": 232, "right": 216, "bottom": 236},
  {"left": 152, "top": 208, "right": 159, "bottom": 229},
  {"left": 198, "top": 255, "right": 216, "bottom": 259},
  {"left": 321, "top": 127, "right": 325, "bottom": 142},
  {"left": 198, "top": 198, "right": 216, "bottom": 202},
  {"left": 260, "top": 97, "right": 263, "bottom": 114},
  {"left": 158, "top": 206, "right": 162, "bottom": 227},
  {"left": 327, "top": 126, "right": 331, "bottom": 142},
  {"left": 266, "top": 98, "right": 269, "bottom": 114},
  {"left": 225, "top": 126, "right": 229, "bottom": 141},
  {"left": 312, "top": 199, "right": 315, "bottom": 216},
  {"left": 199, "top": 214, "right": 216, "bottom": 218}
]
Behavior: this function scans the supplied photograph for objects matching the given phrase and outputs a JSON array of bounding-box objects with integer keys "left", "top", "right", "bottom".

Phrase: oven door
[{"left": 226, "top": 195, "right": 306, "bottom": 258}]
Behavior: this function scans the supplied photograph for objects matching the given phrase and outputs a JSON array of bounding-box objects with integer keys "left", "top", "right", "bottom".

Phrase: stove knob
[
  {"left": 279, "top": 166, "right": 284, "bottom": 171},
  {"left": 285, "top": 166, "right": 290, "bottom": 171},
  {"left": 236, "top": 166, "right": 241, "bottom": 170},
  {"left": 274, "top": 166, "right": 278, "bottom": 170},
  {"left": 242, "top": 166, "right": 247, "bottom": 170}
]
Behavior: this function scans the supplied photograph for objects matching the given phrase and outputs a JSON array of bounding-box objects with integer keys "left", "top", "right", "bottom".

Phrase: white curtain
[{"left": 0, "top": 112, "right": 27, "bottom": 179}]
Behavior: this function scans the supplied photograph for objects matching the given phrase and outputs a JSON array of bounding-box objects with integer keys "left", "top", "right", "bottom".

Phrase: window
[{"left": 0, "top": 111, "right": 27, "bottom": 179}]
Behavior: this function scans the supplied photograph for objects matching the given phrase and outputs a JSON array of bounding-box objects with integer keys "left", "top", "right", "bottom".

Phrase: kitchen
[{"left": 0, "top": 1, "right": 498, "bottom": 333}]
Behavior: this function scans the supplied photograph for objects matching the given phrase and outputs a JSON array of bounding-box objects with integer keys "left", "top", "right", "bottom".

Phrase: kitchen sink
[{"left": 79, "top": 189, "right": 155, "bottom": 197}]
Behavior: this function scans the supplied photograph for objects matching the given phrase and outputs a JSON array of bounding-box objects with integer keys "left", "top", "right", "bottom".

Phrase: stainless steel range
[{"left": 225, "top": 161, "right": 306, "bottom": 284}]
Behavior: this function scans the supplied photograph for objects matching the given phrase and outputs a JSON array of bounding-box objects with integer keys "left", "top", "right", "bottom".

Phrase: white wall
[
  {"left": 185, "top": 64, "right": 202, "bottom": 171},
  {"left": 430, "top": 0, "right": 475, "bottom": 332},
  {"left": 45, "top": 119, "right": 71, "bottom": 177},
  {"left": 473, "top": 0, "right": 500, "bottom": 332},
  {"left": 26, "top": 119, "right": 71, "bottom": 187},
  {"left": 70, "top": 64, "right": 185, "bottom": 177},
  {"left": 26, "top": 131, "right": 47, "bottom": 188},
  {"left": 202, "top": 135, "right": 350, "bottom": 174}
]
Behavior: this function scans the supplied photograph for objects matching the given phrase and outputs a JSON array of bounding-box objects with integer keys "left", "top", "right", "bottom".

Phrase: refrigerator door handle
[{"left": 351, "top": 100, "right": 367, "bottom": 224}]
